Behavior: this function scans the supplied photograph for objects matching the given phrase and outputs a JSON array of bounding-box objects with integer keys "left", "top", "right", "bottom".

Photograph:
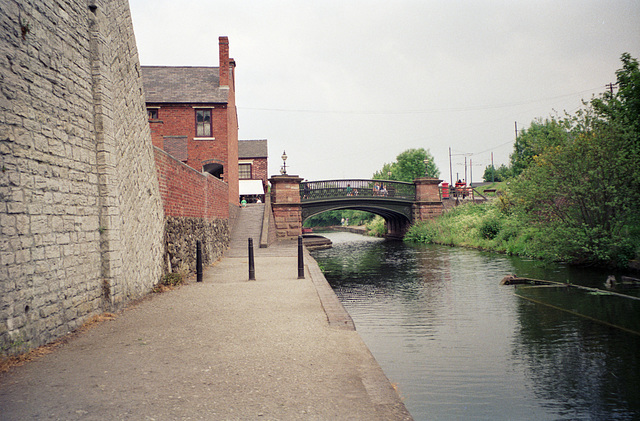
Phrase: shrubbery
[
  {"left": 405, "top": 199, "right": 639, "bottom": 268},
  {"left": 406, "top": 54, "right": 640, "bottom": 269},
  {"left": 365, "top": 215, "right": 387, "bottom": 237}
]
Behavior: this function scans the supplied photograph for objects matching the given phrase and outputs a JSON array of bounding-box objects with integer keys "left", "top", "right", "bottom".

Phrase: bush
[
  {"left": 404, "top": 220, "right": 438, "bottom": 243},
  {"left": 153, "top": 272, "right": 184, "bottom": 293},
  {"left": 366, "top": 215, "right": 386, "bottom": 237},
  {"left": 479, "top": 217, "right": 501, "bottom": 239}
]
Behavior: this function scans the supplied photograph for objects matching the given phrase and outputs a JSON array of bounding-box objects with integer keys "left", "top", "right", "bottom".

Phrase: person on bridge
[
  {"left": 303, "top": 183, "right": 310, "bottom": 199},
  {"left": 346, "top": 184, "right": 353, "bottom": 196}
]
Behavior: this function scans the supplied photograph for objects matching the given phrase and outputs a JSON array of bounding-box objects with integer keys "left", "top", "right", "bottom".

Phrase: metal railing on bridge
[{"left": 300, "top": 179, "right": 416, "bottom": 201}]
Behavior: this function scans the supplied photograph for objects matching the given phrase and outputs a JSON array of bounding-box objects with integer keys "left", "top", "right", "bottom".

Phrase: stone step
[{"left": 228, "top": 204, "right": 265, "bottom": 256}]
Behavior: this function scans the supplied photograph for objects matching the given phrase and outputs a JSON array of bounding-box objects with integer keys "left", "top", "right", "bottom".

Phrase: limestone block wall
[{"left": 0, "top": 0, "right": 165, "bottom": 355}]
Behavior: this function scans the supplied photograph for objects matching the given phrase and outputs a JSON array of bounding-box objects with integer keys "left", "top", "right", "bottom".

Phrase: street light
[
  {"left": 424, "top": 158, "right": 429, "bottom": 177},
  {"left": 280, "top": 150, "right": 288, "bottom": 175}
]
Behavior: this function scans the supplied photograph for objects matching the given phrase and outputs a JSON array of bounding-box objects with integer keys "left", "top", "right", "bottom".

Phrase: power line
[
  {"left": 239, "top": 87, "right": 603, "bottom": 115},
  {"left": 471, "top": 139, "right": 514, "bottom": 156}
]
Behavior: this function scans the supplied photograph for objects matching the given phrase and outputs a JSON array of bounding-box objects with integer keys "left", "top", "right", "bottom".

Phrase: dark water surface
[{"left": 311, "top": 232, "right": 640, "bottom": 421}]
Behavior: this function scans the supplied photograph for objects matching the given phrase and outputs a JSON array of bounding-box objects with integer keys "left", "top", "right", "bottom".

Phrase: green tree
[
  {"left": 509, "top": 118, "right": 570, "bottom": 176},
  {"left": 373, "top": 148, "right": 440, "bottom": 182},
  {"left": 510, "top": 54, "right": 640, "bottom": 266},
  {"left": 483, "top": 164, "right": 512, "bottom": 182}
]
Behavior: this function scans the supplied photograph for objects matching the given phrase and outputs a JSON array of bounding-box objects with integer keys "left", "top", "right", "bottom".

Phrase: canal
[{"left": 310, "top": 232, "right": 640, "bottom": 420}]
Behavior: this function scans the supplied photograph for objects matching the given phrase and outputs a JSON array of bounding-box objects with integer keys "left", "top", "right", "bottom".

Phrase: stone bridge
[{"left": 269, "top": 176, "right": 443, "bottom": 240}]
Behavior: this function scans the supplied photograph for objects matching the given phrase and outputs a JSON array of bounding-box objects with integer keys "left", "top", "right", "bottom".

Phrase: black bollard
[
  {"left": 298, "top": 235, "right": 304, "bottom": 279},
  {"left": 196, "top": 240, "right": 203, "bottom": 282},
  {"left": 248, "top": 238, "right": 255, "bottom": 280}
]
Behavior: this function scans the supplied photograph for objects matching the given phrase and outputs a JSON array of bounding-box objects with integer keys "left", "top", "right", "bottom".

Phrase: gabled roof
[
  {"left": 239, "top": 139, "right": 268, "bottom": 159},
  {"left": 141, "top": 66, "right": 229, "bottom": 103}
]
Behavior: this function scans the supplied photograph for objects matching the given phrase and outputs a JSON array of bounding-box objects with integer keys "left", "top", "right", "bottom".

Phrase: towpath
[{"left": 0, "top": 205, "right": 412, "bottom": 420}]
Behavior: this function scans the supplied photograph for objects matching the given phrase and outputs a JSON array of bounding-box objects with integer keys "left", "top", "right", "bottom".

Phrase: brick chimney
[{"left": 219, "top": 36, "right": 229, "bottom": 87}]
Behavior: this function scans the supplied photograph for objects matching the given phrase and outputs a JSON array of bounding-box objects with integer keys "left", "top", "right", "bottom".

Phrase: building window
[
  {"left": 148, "top": 108, "right": 158, "bottom": 119},
  {"left": 196, "top": 109, "right": 211, "bottom": 137},
  {"left": 239, "top": 163, "right": 252, "bottom": 179}
]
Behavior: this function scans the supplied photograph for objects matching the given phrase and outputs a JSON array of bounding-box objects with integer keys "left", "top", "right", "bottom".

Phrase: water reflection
[
  {"left": 311, "top": 232, "right": 640, "bottom": 420},
  {"left": 514, "top": 298, "right": 640, "bottom": 419}
]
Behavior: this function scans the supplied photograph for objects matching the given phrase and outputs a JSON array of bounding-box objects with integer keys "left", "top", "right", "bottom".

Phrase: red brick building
[
  {"left": 141, "top": 36, "right": 239, "bottom": 207},
  {"left": 238, "top": 139, "right": 268, "bottom": 203}
]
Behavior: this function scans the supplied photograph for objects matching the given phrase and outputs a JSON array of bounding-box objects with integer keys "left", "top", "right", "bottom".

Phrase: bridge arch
[
  {"left": 268, "top": 176, "right": 443, "bottom": 241},
  {"left": 300, "top": 179, "right": 416, "bottom": 238}
]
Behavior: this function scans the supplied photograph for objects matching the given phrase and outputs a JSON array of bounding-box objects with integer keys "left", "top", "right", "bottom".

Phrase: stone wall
[
  {"left": 165, "top": 217, "right": 229, "bottom": 275},
  {"left": 269, "top": 175, "right": 303, "bottom": 241},
  {"left": 412, "top": 177, "right": 444, "bottom": 222},
  {"left": 0, "top": 0, "right": 165, "bottom": 355}
]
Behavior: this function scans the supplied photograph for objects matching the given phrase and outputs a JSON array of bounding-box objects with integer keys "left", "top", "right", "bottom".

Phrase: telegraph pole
[
  {"left": 449, "top": 147, "right": 453, "bottom": 187},
  {"left": 606, "top": 82, "right": 617, "bottom": 95},
  {"left": 464, "top": 156, "right": 467, "bottom": 185}
]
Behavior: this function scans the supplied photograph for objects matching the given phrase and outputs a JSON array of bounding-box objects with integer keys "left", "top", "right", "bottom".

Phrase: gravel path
[{"left": 0, "top": 241, "right": 412, "bottom": 420}]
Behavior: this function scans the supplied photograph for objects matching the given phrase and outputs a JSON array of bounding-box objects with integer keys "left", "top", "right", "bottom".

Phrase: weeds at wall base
[
  {"left": 0, "top": 313, "right": 116, "bottom": 373},
  {"left": 152, "top": 272, "right": 185, "bottom": 293}
]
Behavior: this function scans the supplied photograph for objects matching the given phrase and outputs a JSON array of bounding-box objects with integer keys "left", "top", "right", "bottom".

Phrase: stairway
[{"left": 227, "top": 203, "right": 265, "bottom": 257}]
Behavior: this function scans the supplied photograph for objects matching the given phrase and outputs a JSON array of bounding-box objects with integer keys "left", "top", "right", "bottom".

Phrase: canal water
[{"left": 310, "top": 232, "right": 640, "bottom": 421}]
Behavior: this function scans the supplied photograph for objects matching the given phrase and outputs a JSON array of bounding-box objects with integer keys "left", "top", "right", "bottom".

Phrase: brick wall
[
  {"left": 148, "top": 103, "right": 238, "bottom": 205},
  {"left": 0, "top": 0, "right": 165, "bottom": 356},
  {"left": 252, "top": 157, "right": 268, "bottom": 188},
  {"left": 154, "top": 147, "right": 230, "bottom": 274},
  {"left": 154, "top": 147, "right": 229, "bottom": 220}
]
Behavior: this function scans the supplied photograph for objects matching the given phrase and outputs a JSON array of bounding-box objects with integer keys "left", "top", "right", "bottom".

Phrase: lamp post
[
  {"left": 424, "top": 158, "right": 429, "bottom": 177},
  {"left": 280, "top": 150, "right": 288, "bottom": 175}
]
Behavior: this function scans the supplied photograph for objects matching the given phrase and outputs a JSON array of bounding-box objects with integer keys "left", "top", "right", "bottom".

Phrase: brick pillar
[
  {"left": 269, "top": 175, "right": 303, "bottom": 241},
  {"left": 413, "top": 177, "right": 444, "bottom": 221}
]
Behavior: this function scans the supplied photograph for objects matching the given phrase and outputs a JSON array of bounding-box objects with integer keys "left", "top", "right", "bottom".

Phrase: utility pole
[
  {"left": 449, "top": 147, "right": 453, "bottom": 187},
  {"left": 606, "top": 82, "right": 617, "bottom": 95},
  {"left": 464, "top": 156, "right": 467, "bottom": 185},
  {"left": 469, "top": 158, "right": 473, "bottom": 186}
]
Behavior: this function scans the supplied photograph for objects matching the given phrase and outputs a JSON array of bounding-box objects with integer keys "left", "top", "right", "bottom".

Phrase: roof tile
[{"left": 141, "top": 66, "right": 229, "bottom": 103}]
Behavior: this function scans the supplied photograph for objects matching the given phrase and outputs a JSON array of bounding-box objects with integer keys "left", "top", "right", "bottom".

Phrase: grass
[
  {"left": 152, "top": 272, "right": 184, "bottom": 293},
  {"left": 405, "top": 200, "right": 546, "bottom": 259},
  {"left": 406, "top": 198, "right": 640, "bottom": 268}
]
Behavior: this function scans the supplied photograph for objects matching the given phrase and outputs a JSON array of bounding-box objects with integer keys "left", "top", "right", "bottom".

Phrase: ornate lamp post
[{"left": 280, "top": 150, "right": 288, "bottom": 175}]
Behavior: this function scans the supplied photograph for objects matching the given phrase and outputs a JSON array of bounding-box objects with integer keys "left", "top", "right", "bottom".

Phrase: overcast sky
[{"left": 129, "top": 0, "right": 640, "bottom": 184}]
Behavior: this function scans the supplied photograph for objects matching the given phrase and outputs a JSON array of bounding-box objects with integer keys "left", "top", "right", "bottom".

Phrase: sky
[{"left": 128, "top": 0, "right": 640, "bottom": 184}]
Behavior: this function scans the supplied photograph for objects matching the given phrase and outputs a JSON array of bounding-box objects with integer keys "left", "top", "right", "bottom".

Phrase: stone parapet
[
  {"left": 412, "top": 177, "right": 444, "bottom": 222},
  {"left": 269, "top": 175, "right": 303, "bottom": 240},
  {"left": 271, "top": 204, "right": 303, "bottom": 241}
]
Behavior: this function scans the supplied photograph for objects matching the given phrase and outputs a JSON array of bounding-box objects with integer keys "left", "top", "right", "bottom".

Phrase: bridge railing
[{"left": 300, "top": 179, "right": 416, "bottom": 201}]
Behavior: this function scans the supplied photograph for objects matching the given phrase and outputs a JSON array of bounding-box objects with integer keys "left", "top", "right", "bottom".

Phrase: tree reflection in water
[{"left": 312, "top": 232, "right": 640, "bottom": 420}]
